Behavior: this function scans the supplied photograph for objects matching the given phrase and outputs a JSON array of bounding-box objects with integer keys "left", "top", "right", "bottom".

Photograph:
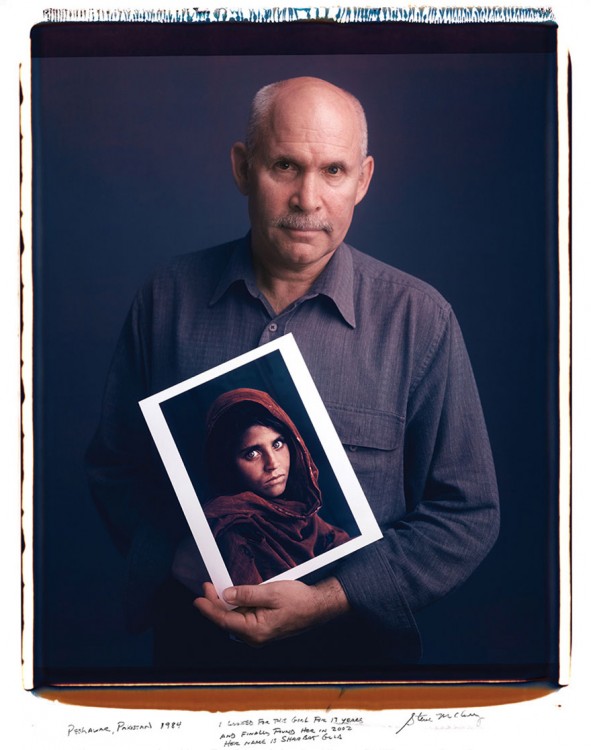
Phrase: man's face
[{"left": 231, "top": 81, "right": 374, "bottom": 275}]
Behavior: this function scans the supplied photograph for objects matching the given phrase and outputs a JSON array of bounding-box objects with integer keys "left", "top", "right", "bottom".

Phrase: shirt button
[{"left": 268, "top": 322, "right": 278, "bottom": 332}]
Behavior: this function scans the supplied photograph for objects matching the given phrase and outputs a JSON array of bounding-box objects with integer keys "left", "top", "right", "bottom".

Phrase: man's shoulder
[
  {"left": 347, "top": 244, "right": 451, "bottom": 314},
  {"left": 150, "top": 238, "right": 240, "bottom": 283},
  {"left": 133, "top": 238, "right": 246, "bottom": 308}
]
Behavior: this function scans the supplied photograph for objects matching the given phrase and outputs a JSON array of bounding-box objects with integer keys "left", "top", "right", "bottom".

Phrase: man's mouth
[{"left": 272, "top": 216, "right": 332, "bottom": 233}]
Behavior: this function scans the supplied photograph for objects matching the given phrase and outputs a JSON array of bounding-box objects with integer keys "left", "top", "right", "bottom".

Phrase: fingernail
[{"left": 224, "top": 587, "right": 237, "bottom": 603}]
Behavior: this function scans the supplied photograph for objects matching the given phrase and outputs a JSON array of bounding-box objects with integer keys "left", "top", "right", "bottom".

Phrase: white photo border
[{"left": 139, "top": 333, "right": 383, "bottom": 601}]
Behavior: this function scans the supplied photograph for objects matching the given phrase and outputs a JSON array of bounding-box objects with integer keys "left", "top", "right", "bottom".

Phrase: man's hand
[{"left": 193, "top": 578, "right": 350, "bottom": 647}]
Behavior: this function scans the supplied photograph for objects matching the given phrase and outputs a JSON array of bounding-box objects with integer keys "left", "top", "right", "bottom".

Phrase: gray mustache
[{"left": 272, "top": 215, "right": 333, "bottom": 232}]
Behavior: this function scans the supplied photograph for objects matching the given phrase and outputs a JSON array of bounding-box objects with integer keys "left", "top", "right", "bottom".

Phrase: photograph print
[
  {"left": 29, "top": 18, "right": 562, "bottom": 688},
  {"left": 139, "top": 334, "right": 381, "bottom": 600}
]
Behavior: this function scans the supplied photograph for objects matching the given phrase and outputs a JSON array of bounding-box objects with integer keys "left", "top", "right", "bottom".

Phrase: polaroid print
[
  {"left": 139, "top": 334, "right": 382, "bottom": 599},
  {"left": 27, "top": 16, "right": 564, "bottom": 690}
]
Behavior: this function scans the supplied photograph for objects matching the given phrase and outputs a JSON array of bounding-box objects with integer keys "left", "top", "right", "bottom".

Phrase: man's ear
[
  {"left": 354, "top": 155, "right": 375, "bottom": 206},
  {"left": 230, "top": 142, "right": 250, "bottom": 195}
]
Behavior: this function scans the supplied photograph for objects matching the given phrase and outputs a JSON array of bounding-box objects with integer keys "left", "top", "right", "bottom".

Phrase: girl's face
[{"left": 234, "top": 424, "right": 291, "bottom": 499}]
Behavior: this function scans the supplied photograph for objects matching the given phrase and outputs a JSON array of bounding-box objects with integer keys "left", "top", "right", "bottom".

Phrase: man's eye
[
  {"left": 326, "top": 165, "right": 341, "bottom": 175},
  {"left": 275, "top": 160, "right": 292, "bottom": 171}
]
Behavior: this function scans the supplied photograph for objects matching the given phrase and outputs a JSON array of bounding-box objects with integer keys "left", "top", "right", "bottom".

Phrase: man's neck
[{"left": 253, "top": 253, "right": 335, "bottom": 315}]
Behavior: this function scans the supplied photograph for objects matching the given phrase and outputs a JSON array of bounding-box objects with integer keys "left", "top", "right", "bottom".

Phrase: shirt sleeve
[
  {"left": 85, "top": 290, "right": 187, "bottom": 632},
  {"left": 334, "top": 308, "right": 500, "bottom": 643}
]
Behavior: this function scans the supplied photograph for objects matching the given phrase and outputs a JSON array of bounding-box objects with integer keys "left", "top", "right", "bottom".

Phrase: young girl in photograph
[{"left": 203, "top": 388, "right": 350, "bottom": 585}]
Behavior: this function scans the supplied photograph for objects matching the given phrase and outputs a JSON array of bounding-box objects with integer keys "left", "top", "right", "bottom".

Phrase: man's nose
[{"left": 290, "top": 172, "right": 321, "bottom": 212}]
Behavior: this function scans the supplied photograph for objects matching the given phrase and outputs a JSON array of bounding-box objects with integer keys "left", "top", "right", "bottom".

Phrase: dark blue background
[{"left": 32, "top": 25, "right": 559, "bottom": 681}]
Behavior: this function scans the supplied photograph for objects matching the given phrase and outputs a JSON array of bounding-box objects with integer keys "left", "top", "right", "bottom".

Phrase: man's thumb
[{"left": 224, "top": 584, "right": 270, "bottom": 607}]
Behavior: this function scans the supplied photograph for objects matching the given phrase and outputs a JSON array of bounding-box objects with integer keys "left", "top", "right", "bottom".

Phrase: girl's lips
[{"left": 265, "top": 474, "right": 285, "bottom": 485}]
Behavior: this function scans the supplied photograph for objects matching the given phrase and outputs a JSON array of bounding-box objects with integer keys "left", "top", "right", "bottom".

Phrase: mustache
[{"left": 271, "top": 215, "right": 333, "bottom": 233}]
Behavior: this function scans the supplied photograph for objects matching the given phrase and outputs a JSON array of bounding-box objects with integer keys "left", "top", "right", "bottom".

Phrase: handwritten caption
[
  {"left": 67, "top": 720, "right": 182, "bottom": 738},
  {"left": 217, "top": 715, "right": 363, "bottom": 746},
  {"left": 65, "top": 710, "right": 486, "bottom": 745}
]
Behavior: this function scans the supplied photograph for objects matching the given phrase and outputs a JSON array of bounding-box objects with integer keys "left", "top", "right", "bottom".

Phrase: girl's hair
[{"left": 205, "top": 401, "right": 294, "bottom": 496}]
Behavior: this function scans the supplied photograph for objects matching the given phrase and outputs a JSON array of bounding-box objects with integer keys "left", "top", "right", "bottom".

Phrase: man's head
[
  {"left": 244, "top": 79, "right": 369, "bottom": 163},
  {"left": 231, "top": 77, "right": 374, "bottom": 277}
]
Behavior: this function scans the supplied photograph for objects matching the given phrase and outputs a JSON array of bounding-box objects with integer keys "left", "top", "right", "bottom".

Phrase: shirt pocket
[{"left": 326, "top": 404, "right": 405, "bottom": 519}]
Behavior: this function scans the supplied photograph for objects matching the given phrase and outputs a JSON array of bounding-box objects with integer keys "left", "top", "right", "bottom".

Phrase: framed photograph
[{"left": 139, "top": 333, "right": 382, "bottom": 597}]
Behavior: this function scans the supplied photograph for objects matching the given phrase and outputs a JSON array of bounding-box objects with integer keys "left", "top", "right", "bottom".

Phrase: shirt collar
[
  {"left": 209, "top": 235, "right": 260, "bottom": 306},
  {"left": 209, "top": 234, "right": 356, "bottom": 329},
  {"left": 307, "top": 242, "right": 356, "bottom": 328}
]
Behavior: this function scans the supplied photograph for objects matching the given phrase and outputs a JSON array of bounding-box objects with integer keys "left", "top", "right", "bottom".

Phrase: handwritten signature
[{"left": 396, "top": 710, "right": 484, "bottom": 735}]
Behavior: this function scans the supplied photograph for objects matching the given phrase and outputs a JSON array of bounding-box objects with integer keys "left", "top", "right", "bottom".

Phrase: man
[{"left": 87, "top": 77, "right": 499, "bottom": 677}]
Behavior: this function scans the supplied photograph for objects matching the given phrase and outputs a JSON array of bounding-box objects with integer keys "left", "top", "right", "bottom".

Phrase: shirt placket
[{"left": 256, "top": 296, "right": 315, "bottom": 346}]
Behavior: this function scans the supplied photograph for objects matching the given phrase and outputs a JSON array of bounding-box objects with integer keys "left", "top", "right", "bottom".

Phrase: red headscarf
[
  {"left": 205, "top": 387, "right": 323, "bottom": 512},
  {"left": 203, "top": 388, "right": 350, "bottom": 584}
]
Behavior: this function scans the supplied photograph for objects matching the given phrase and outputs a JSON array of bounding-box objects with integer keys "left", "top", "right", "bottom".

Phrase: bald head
[{"left": 245, "top": 77, "right": 369, "bottom": 163}]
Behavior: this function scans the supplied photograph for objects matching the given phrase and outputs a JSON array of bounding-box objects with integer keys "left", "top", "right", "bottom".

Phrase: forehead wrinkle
[
  {"left": 266, "top": 130, "right": 361, "bottom": 166},
  {"left": 265, "top": 92, "right": 363, "bottom": 159}
]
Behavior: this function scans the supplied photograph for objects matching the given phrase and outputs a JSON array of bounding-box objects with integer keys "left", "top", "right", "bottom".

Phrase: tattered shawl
[{"left": 203, "top": 388, "right": 350, "bottom": 585}]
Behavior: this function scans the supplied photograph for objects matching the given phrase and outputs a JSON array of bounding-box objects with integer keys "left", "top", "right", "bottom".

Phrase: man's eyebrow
[
  {"left": 325, "top": 160, "right": 348, "bottom": 171},
  {"left": 269, "top": 152, "right": 298, "bottom": 164},
  {"left": 268, "top": 154, "right": 350, "bottom": 171}
]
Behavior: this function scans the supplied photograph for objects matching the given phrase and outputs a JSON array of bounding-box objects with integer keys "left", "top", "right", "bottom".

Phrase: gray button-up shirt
[{"left": 87, "top": 235, "right": 499, "bottom": 663}]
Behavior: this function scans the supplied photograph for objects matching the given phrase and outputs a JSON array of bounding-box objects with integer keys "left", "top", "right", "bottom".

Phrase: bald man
[{"left": 87, "top": 77, "right": 499, "bottom": 675}]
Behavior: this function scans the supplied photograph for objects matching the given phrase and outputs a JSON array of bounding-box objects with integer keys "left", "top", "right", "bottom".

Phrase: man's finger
[
  {"left": 195, "top": 595, "right": 264, "bottom": 641},
  {"left": 194, "top": 594, "right": 239, "bottom": 628},
  {"left": 201, "top": 581, "right": 221, "bottom": 604}
]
